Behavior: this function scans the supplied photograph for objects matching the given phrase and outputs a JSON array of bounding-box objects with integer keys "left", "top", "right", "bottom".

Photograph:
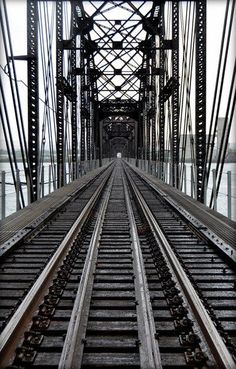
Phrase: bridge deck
[
  {"left": 0, "top": 162, "right": 235, "bottom": 250},
  {"left": 129, "top": 163, "right": 236, "bottom": 249},
  {"left": 0, "top": 164, "right": 110, "bottom": 246}
]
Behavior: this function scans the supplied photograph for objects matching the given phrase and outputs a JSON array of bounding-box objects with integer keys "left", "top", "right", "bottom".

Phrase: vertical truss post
[
  {"left": 90, "top": 63, "right": 97, "bottom": 161},
  {"left": 80, "top": 37, "right": 86, "bottom": 163},
  {"left": 196, "top": 1, "right": 206, "bottom": 202},
  {"left": 151, "top": 36, "right": 156, "bottom": 162},
  {"left": 146, "top": 119, "right": 150, "bottom": 162},
  {"left": 138, "top": 112, "right": 143, "bottom": 160},
  {"left": 172, "top": 1, "right": 179, "bottom": 188},
  {"left": 87, "top": 63, "right": 91, "bottom": 161},
  {"left": 143, "top": 108, "right": 148, "bottom": 161},
  {"left": 147, "top": 56, "right": 151, "bottom": 162},
  {"left": 90, "top": 104, "right": 95, "bottom": 160},
  {"left": 158, "top": 3, "right": 165, "bottom": 180},
  {"left": 56, "top": 1, "right": 64, "bottom": 188},
  {"left": 27, "top": 0, "right": 39, "bottom": 202},
  {"left": 71, "top": 1, "right": 77, "bottom": 180},
  {"left": 89, "top": 67, "right": 95, "bottom": 161},
  {"left": 134, "top": 121, "right": 138, "bottom": 164},
  {"left": 146, "top": 59, "right": 150, "bottom": 162},
  {"left": 94, "top": 105, "right": 99, "bottom": 160},
  {"left": 99, "top": 120, "right": 103, "bottom": 166},
  {"left": 143, "top": 59, "right": 149, "bottom": 161},
  {"left": 138, "top": 82, "right": 144, "bottom": 160}
]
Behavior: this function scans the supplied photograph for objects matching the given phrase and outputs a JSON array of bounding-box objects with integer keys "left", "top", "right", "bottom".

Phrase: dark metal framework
[
  {"left": 56, "top": 0, "right": 64, "bottom": 187},
  {"left": 195, "top": 1, "right": 206, "bottom": 202},
  {"left": 27, "top": 0, "right": 39, "bottom": 201},
  {"left": 2, "top": 0, "right": 213, "bottom": 213},
  {"left": 171, "top": 1, "right": 179, "bottom": 187},
  {"left": 151, "top": 47, "right": 157, "bottom": 162},
  {"left": 71, "top": 2, "right": 78, "bottom": 180},
  {"left": 81, "top": 1, "right": 154, "bottom": 158},
  {"left": 158, "top": 3, "right": 165, "bottom": 179},
  {"left": 80, "top": 37, "right": 86, "bottom": 162}
]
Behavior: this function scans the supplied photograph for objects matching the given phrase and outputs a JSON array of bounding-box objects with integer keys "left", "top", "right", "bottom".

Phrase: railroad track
[{"left": 0, "top": 160, "right": 235, "bottom": 368}]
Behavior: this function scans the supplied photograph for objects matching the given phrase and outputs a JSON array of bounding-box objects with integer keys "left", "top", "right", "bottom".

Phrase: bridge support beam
[
  {"left": 71, "top": 2, "right": 78, "bottom": 180},
  {"left": 56, "top": 1, "right": 64, "bottom": 188},
  {"left": 195, "top": 1, "right": 206, "bottom": 202},
  {"left": 27, "top": 0, "right": 39, "bottom": 202},
  {"left": 171, "top": 1, "right": 179, "bottom": 188},
  {"left": 158, "top": 3, "right": 165, "bottom": 181}
]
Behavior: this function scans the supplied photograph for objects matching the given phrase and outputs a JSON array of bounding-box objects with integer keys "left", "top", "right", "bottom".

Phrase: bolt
[{"left": 154, "top": 332, "right": 159, "bottom": 339}]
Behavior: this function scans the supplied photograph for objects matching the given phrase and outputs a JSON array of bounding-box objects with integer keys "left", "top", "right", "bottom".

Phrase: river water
[{"left": 0, "top": 161, "right": 235, "bottom": 221}]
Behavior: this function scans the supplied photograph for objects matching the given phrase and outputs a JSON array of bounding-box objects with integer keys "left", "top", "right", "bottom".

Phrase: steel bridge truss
[{"left": 1, "top": 0, "right": 208, "bottom": 204}]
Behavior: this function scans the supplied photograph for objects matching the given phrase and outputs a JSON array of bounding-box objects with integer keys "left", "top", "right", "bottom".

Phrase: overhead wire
[
  {"left": 38, "top": 1, "right": 57, "bottom": 190},
  {"left": 0, "top": 78, "right": 25, "bottom": 207},
  {"left": 209, "top": 58, "right": 236, "bottom": 208},
  {"left": 0, "top": 0, "right": 34, "bottom": 206}
]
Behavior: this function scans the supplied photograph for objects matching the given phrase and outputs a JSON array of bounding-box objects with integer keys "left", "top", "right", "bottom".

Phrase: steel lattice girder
[
  {"left": 196, "top": 0, "right": 206, "bottom": 202},
  {"left": 27, "top": 0, "right": 39, "bottom": 202},
  {"left": 56, "top": 1, "right": 64, "bottom": 187},
  {"left": 82, "top": 1, "right": 154, "bottom": 103},
  {"left": 171, "top": 1, "right": 179, "bottom": 188},
  {"left": 76, "top": 1, "right": 163, "bottom": 159},
  {"left": 158, "top": 2, "right": 165, "bottom": 174},
  {"left": 71, "top": 2, "right": 78, "bottom": 179}
]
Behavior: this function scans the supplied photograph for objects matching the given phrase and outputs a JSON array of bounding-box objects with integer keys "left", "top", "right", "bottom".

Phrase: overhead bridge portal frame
[{"left": 24, "top": 0, "right": 206, "bottom": 201}]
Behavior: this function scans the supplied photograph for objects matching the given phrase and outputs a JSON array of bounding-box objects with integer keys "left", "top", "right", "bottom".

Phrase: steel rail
[
  {"left": 0, "top": 163, "right": 113, "bottom": 258},
  {"left": 125, "top": 168, "right": 236, "bottom": 369},
  {"left": 130, "top": 163, "right": 236, "bottom": 234},
  {"left": 122, "top": 174, "right": 162, "bottom": 369},
  {"left": 127, "top": 163, "right": 236, "bottom": 262},
  {"left": 0, "top": 167, "right": 113, "bottom": 369},
  {"left": 58, "top": 168, "right": 116, "bottom": 369}
]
